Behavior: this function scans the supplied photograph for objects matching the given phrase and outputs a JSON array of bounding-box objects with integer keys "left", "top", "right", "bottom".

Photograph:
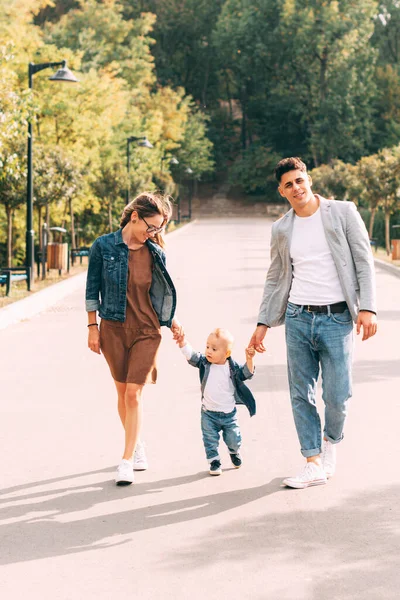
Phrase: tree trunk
[
  {"left": 201, "top": 54, "right": 210, "bottom": 108},
  {"left": 108, "top": 198, "right": 113, "bottom": 233},
  {"left": 69, "top": 198, "right": 76, "bottom": 250},
  {"left": 240, "top": 85, "right": 247, "bottom": 150},
  {"left": 225, "top": 71, "right": 233, "bottom": 118},
  {"left": 38, "top": 205, "right": 42, "bottom": 250},
  {"left": 6, "top": 205, "right": 13, "bottom": 268},
  {"left": 369, "top": 206, "right": 377, "bottom": 239},
  {"left": 385, "top": 210, "right": 391, "bottom": 255},
  {"left": 75, "top": 216, "right": 80, "bottom": 248},
  {"left": 320, "top": 48, "right": 328, "bottom": 103}
]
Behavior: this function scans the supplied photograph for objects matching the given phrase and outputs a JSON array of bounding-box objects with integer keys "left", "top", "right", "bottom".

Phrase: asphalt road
[{"left": 0, "top": 219, "right": 399, "bottom": 600}]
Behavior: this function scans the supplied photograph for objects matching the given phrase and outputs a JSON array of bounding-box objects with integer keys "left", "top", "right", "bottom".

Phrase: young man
[{"left": 249, "top": 157, "right": 377, "bottom": 489}]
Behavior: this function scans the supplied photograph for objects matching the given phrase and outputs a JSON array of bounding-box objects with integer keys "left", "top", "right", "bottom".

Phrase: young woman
[{"left": 86, "top": 192, "right": 181, "bottom": 485}]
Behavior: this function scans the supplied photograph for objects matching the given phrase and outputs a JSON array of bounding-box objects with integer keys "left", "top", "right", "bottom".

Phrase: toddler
[{"left": 177, "top": 327, "right": 256, "bottom": 475}]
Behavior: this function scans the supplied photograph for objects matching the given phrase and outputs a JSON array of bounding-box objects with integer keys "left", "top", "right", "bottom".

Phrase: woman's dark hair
[
  {"left": 274, "top": 157, "right": 307, "bottom": 183},
  {"left": 120, "top": 192, "right": 173, "bottom": 248}
]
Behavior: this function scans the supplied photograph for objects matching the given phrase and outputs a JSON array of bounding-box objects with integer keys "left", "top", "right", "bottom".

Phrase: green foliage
[
  {"left": 4, "top": 0, "right": 400, "bottom": 265},
  {"left": 228, "top": 145, "right": 281, "bottom": 197},
  {"left": 124, "top": 0, "right": 225, "bottom": 107},
  {"left": 309, "top": 161, "right": 357, "bottom": 202},
  {"left": 45, "top": 1, "right": 157, "bottom": 88},
  {"left": 214, "top": 0, "right": 378, "bottom": 164},
  {"left": 0, "top": 0, "right": 215, "bottom": 264}
]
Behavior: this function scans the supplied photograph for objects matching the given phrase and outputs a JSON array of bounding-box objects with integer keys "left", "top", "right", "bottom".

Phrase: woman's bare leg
[
  {"left": 122, "top": 383, "right": 144, "bottom": 460},
  {"left": 114, "top": 380, "right": 127, "bottom": 426}
]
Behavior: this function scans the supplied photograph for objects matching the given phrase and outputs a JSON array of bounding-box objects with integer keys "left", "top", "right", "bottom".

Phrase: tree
[
  {"left": 356, "top": 154, "right": 384, "bottom": 238},
  {"left": 124, "top": 0, "right": 225, "bottom": 108},
  {"left": 33, "top": 146, "right": 83, "bottom": 248},
  {"left": 228, "top": 145, "right": 280, "bottom": 196},
  {"left": 0, "top": 151, "right": 26, "bottom": 266},
  {"left": 213, "top": 0, "right": 378, "bottom": 165},
  {"left": 90, "top": 155, "right": 127, "bottom": 233},
  {"left": 309, "top": 160, "right": 357, "bottom": 202},
  {"left": 376, "top": 146, "right": 400, "bottom": 254},
  {"left": 45, "top": 0, "right": 156, "bottom": 89},
  {"left": 355, "top": 147, "right": 400, "bottom": 251}
]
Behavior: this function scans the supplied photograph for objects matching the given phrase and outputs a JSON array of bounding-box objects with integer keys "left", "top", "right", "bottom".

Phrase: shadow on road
[
  {"left": 248, "top": 358, "right": 400, "bottom": 394},
  {"left": 0, "top": 473, "right": 282, "bottom": 565},
  {"left": 166, "top": 484, "right": 400, "bottom": 600}
]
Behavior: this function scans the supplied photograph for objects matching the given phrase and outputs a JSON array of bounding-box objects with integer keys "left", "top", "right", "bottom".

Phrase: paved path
[{"left": 0, "top": 219, "right": 399, "bottom": 600}]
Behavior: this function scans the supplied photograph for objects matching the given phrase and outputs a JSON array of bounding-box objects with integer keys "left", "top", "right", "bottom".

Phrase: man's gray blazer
[{"left": 257, "top": 196, "right": 376, "bottom": 327}]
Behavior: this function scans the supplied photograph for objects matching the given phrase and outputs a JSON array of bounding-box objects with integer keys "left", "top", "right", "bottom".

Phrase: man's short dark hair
[{"left": 274, "top": 157, "right": 307, "bottom": 183}]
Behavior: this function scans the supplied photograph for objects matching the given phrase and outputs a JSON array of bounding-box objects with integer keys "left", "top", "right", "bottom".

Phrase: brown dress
[{"left": 100, "top": 245, "right": 162, "bottom": 384}]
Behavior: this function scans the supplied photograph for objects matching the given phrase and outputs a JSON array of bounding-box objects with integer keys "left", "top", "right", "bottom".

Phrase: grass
[{"left": 373, "top": 246, "right": 400, "bottom": 267}]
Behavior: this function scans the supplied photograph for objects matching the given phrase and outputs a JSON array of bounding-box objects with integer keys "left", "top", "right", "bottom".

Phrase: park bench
[
  {"left": 71, "top": 247, "right": 90, "bottom": 266},
  {"left": 369, "top": 238, "right": 378, "bottom": 252},
  {"left": 0, "top": 266, "right": 31, "bottom": 297}
]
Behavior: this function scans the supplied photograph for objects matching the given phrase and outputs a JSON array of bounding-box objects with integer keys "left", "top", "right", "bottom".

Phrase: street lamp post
[
  {"left": 163, "top": 156, "right": 180, "bottom": 221},
  {"left": 185, "top": 167, "right": 194, "bottom": 220},
  {"left": 126, "top": 136, "right": 153, "bottom": 204},
  {"left": 26, "top": 60, "right": 78, "bottom": 283}
]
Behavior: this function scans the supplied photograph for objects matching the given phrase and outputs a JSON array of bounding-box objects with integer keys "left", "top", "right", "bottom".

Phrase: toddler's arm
[
  {"left": 233, "top": 347, "right": 256, "bottom": 381},
  {"left": 176, "top": 333, "right": 203, "bottom": 369},
  {"left": 245, "top": 346, "right": 255, "bottom": 374}
]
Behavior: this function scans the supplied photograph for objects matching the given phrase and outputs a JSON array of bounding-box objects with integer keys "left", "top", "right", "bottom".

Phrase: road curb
[
  {"left": 0, "top": 271, "right": 87, "bottom": 330},
  {"left": 374, "top": 256, "right": 400, "bottom": 278}
]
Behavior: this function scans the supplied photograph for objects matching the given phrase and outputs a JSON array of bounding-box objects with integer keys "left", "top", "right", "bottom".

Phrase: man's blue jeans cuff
[{"left": 301, "top": 447, "right": 322, "bottom": 458}]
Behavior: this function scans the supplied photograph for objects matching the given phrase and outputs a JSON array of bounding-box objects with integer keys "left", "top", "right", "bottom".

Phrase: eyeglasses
[{"left": 140, "top": 215, "right": 164, "bottom": 235}]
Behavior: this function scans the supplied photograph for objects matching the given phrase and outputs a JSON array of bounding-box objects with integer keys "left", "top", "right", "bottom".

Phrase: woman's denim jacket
[
  {"left": 187, "top": 351, "right": 256, "bottom": 417},
  {"left": 85, "top": 229, "right": 176, "bottom": 327}
]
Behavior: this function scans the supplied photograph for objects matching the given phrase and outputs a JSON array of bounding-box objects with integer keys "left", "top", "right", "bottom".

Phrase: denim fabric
[
  {"left": 285, "top": 302, "right": 353, "bottom": 458},
  {"left": 187, "top": 353, "right": 256, "bottom": 417},
  {"left": 85, "top": 229, "right": 176, "bottom": 326},
  {"left": 201, "top": 408, "right": 242, "bottom": 461}
]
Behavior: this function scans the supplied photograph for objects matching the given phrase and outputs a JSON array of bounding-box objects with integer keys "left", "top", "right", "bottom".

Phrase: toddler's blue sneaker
[
  {"left": 230, "top": 453, "right": 242, "bottom": 468},
  {"left": 209, "top": 459, "right": 222, "bottom": 476}
]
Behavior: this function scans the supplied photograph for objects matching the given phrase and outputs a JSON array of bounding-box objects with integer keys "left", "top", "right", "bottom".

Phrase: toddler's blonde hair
[{"left": 212, "top": 328, "right": 234, "bottom": 356}]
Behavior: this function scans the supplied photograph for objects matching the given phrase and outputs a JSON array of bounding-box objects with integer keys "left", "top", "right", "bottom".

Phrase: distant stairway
[{"left": 191, "top": 182, "right": 285, "bottom": 219}]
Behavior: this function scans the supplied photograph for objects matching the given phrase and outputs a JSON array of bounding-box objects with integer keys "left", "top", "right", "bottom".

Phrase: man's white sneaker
[
  {"left": 321, "top": 439, "right": 336, "bottom": 478},
  {"left": 283, "top": 462, "right": 327, "bottom": 489},
  {"left": 133, "top": 441, "right": 148, "bottom": 471},
  {"left": 115, "top": 459, "right": 135, "bottom": 486}
]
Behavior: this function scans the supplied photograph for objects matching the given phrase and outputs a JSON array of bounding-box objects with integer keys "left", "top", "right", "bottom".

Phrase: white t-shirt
[
  {"left": 288, "top": 207, "right": 345, "bottom": 305},
  {"left": 180, "top": 343, "right": 236, "bottom": 413}
]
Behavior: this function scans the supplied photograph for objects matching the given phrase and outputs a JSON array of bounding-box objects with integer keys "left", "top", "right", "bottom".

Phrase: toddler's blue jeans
[{"left": 201, "top": 407, "right": 242, "bottom": 462}]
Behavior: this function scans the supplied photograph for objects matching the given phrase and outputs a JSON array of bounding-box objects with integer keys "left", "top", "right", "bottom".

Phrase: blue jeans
[
  {"left": 201, "top": 407, "right": 242, "bottom": 462},
  {"left": 285, "top": 302, "right": 354, "bottom": 458}
]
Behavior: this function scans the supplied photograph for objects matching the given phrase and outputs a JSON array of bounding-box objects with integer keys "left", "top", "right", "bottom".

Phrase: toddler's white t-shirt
[{"left": 180, "top": 343, "right": 235, "bottom": 413}]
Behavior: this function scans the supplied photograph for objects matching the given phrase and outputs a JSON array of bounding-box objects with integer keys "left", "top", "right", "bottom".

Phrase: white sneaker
[
  {"left": 283, "top": 462, "right": 327, "bottom": 489},
  {"left": 115, "top": 459, "right": 135, "bottom": 486},
  {"left": 133, "top": 441, "right": 148, "bottom": 471},
  {"left": 321, "top": 439, "right": 336, "bottom": 478}
]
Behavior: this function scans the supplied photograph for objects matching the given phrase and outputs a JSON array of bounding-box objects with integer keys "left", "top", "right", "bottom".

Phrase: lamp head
[
  {"left": 49, "top": 64, "right": 79, "bottom": 83},
  {"left": 137, "top": 137, "right": 153, "bottom": 149}
]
